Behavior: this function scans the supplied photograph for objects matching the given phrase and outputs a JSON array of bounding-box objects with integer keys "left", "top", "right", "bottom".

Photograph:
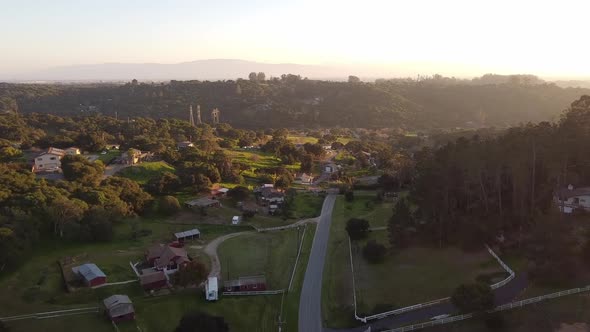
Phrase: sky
[{"left": 1, "top": 0, "right": 590, "bottom": 79}]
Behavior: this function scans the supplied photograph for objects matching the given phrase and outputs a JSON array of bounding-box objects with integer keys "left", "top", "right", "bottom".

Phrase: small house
[
  {"left": 174, "top": 229, "right": 200, "bottom": 242},
  {"left": 260, "top": 187, "right": 285, "bottom": 205},
  {"left": 205, "top": 277, "right": 219, "bottom": 301},
  {"left": 224, "top": 275, "right": 267, "bottom": 292},
  {"left": 71, "top": 263, "right": 107, "bottom": 287},
  {"left": 295, "top": 173, "right": 314, "bottom": 185},
  {"left": 185, "top": 197, "right": 222, "bottom": 209},
  {"left": 33, "top": 147, "right": 67, "bottom": 172},
  {"left": 555, "top": 185, "right": 590, "bottom": 214},
  {"left": 232, "top": 216, "right": 241, "bottom": 225},
  {"left": 154, "top": 246, "right": 190, "bottom": 274},
  {"left": 211, "top": 187, "right": 229, "bottom": 197},
  {"left": 140, "top": 271, "right": 168, "bottom": 291},
  {"left": 103, "top": 295, "right": 135, "bottom": 322},
  {"left": 65, "top": 147, "right": 81, "bottom": 155}
]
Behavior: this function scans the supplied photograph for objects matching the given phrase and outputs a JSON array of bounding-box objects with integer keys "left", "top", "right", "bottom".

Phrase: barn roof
[
  {"left": 155, "top": 246, "right": 189, "bottom": 269},
  {"left": 224, "top": 275, "right": 267, "bottom": 288},
  {"left": 72, "top": 263, "right": 106, "bottom": 281},
  {"left": 174, "top": 228, "right": 200, "bottom": 239},
  {"left": 140, "top": 271, "right": 167, "bottom": 285},
  {"left": 103, "top": 294, "right": 134, "bottom": 317}
]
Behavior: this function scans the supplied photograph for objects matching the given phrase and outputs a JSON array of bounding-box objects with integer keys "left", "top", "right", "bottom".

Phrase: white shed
[
  {"left": 205, "top": 277, "right": 218, "bottom": 301},
  {"left": 232, "top": 216, "right": 241, "bottom": 225}
]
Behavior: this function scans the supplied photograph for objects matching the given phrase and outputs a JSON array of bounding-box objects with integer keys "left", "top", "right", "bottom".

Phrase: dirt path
[
  {"left": 204, "top": 217, "right": 320, "bottom": 279},
  {"left": 204, "top": 231, "right": 253, "bottom": 278}
]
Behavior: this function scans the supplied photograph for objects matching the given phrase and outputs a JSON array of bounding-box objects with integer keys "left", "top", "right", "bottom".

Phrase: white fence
[
  {"left": 486, "top": 245, "right": 515, "bottom": 289},
  {"left": 383, "top": 285, "right": 590, "bottom": 332},
  {"left": 350, "top": 240, "right": 516, "bottom": 323},
  {"left": 288, "top": 225, "right": 308, "bottom": 291},
  {"left": 0, "top": 307, "right": 100, "bottom": 322},
  {"left": 222, "top": 289, "right": 285, "bottom": 296}
]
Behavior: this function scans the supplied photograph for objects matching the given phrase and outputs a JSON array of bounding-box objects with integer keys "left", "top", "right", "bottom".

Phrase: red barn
[
  {"left": 224, "top": 275, "right": 267, "bottom": 292},
  {"left": 140, "top": 271, "right": 168, "bottom": 291},
  {"left": 103, "top": 295, "right": 135, "bottom": 322},
  {"left": 72, "top": 263, "right": 107, "bottom": 287}
]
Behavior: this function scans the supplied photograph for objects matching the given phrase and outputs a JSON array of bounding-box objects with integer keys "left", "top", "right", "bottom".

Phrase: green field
[
  {"left": 321, "top": 192, "right": 504, "bottom": 327},
  {"left": 227, "top": 149, "right": 300, "bottom": 185},
  {"left": 218, "top": 229, "right": 301, "bottom": 289},
  {"left": 97, "top": 150, "right": 121, "bottom": 164},
  {"left": 287, "top": 135, "right": 319, "bottom": 145},
  {"left": 288, "top": 192, "right": 325, "bottom": 219},
  {"left": 117, "top": 161, "right": 176, "bottom": 184},
  {"left": 353, "top": 231, "right": 505, "bottom": 314}
]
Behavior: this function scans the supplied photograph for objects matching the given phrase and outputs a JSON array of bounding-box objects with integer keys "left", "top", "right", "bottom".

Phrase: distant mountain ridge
[{"left": 13, "top": 59, "right": 347, "bottom": 81}]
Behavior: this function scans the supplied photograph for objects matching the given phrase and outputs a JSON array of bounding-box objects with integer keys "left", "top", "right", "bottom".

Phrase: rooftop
[
  {"left": 174, "top": 228, "right": 200, "bottom": 239},
  {"left": 72, "top": 263, "right": 106, "bottom": 281}
]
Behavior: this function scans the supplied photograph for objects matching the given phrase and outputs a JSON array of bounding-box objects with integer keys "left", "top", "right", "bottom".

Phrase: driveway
[
  {"left": 103, "top": 163, "right": 129, "bottom": 177},
  {"left": 299, "top": 194, "right": 337, "bottom": 332}
]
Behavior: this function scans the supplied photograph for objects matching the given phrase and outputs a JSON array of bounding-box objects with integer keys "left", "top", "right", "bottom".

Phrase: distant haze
[{"left": 1, "top": 0, "right": 590, "bottom": 80}]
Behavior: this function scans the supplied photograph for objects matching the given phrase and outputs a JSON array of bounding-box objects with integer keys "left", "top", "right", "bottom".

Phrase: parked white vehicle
[
  {"left": 232, "top": 216, "right": 241, "bottom": 225},
  {"left": 205, "top": 277, "right": 218, "bottom": 301}
]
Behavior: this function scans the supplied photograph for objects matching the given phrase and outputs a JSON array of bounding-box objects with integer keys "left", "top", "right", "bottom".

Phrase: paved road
[{"left": 299, "top": 194, "right": 337, "bottom": 332}]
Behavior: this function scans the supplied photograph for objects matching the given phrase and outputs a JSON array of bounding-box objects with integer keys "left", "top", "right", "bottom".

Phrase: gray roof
[
  {"left": 103, "top": 295, "right": 134, "bottom": 317},
  {"left": 72, "top": 263, "right": 106, "bottom": 281},
  {"left": 185, "top": 197, "right": 219, "bottom": 207},
  {"left": 174, "top": 228, "right": 200, "bottom": 239}
]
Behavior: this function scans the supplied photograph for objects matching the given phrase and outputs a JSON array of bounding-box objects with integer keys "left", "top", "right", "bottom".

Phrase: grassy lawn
[
  {"left": 116, "top": 161, "right": 175, "bottom": 185},
  {"left": 322, "top": 195, "right": 363, "bottom": 328},
  {"left": 289, "top": 192, "right": 325, "bottom": 219},
  {"left": 218, "top": 228, "right": 302, "bottom": 289},
  {"left": 97, "top": 150, "right": 121, "bottom": 164},
  {"left": 283, "top": 224, "right": 316, "bottom": 332},
  {"left": 353, "top": 231, "right": 505, "bottom": 315},
  {"left": 322, "top": 192, "right": 504, "bottom": 328},
  {"left": 227, "top": 149, "right": 300, "bottom": 184}
]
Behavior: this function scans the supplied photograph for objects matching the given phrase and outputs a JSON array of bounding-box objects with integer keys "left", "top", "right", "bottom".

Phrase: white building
[
  {"left": 232, "top": 216, "right": 241, "bottom": 225},
  {"left": 33, "top": 147, "right": 81, "bottom": 172},
  {"left": 205, "top": 277, "right": 218, "bottom": 301},
  {"left": 555, "top": 185, "right": 590, "bottom": 214}
]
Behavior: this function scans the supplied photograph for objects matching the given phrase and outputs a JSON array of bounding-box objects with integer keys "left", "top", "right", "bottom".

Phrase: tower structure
[
  {"left": 189, "top": 104, "right": 195, "bottom": 127},
  {"left": 211, "top": 108, "right": 220, "bottom": 124},
  {"left": 196, "top": 105, "right": 202, "bottom": 125}
]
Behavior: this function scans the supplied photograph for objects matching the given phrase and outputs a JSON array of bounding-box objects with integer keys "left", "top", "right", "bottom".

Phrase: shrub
[
  {"left": 159, "top": 195, "right": 181, "bottom": 215},
  {"left": 346, "top": 218, "right": 370, "bottom": 240},
  {"left": 451, "top": 282, "right": 494, "bottom": 313},
  {"left": 344, "top": 190, "right": 354, "bottom": 202}
]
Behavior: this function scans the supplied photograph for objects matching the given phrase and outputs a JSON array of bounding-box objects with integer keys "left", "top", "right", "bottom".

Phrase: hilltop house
[
  {"left": 103, "top": 295, "right": 135, "bottom": 322},
  {"left": 555, "top": 185, "right": 590, "bottom": 214},
  {"left": 33, "top": 147, "right": 81, "bottom": 172},
  {"left": 260, "top": 187, "right": 285, "bottom": 205}
]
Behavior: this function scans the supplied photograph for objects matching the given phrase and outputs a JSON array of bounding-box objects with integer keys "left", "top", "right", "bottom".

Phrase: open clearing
[
  {"left": 352, "top": 231, "right": 505, "bottom": 315},
  {"left": 322, "top": 192, "right": 505, "bottom": 327},
  {"left": 217, "top": 228, "right": 302, "bottom": 289},
  {"left": 116, "top": 161, "right": 176, "bottom": 184}
]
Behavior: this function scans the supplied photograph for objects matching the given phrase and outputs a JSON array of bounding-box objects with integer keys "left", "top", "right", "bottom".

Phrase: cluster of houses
[{"left": 256, "top": 184, "right": 286, "bottom": 214}]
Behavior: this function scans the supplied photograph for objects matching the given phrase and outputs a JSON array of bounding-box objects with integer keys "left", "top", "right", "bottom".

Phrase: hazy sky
[{"left": 1, "top": 0, "right": 589, "bottom": 78}]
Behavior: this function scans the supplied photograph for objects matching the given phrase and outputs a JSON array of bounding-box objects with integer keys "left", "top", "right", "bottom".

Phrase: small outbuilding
[
  {"left": 140, "top": 271, "right": 168, "bottom": 291},
  {"left": 185, "top": 197, "right": 222, "bottom": 209},
  {"left": 205, "top": 277, "right": 219, "bottom": 301},
  {"left": 103, "top": 294, "right": 135, "bottom": 322},
  {"left": 72, "top": 263, "right": 107, "bottom": 287},
  {"left": 224, "top": 275, "right": 267, "bottom": 292},
  {"left": 174, "top": 228, "right": 200, "bottom": 242}
]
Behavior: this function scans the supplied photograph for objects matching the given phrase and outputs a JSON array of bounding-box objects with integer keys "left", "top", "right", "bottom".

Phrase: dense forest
[
  {"left": 394, "top": 95, "right": 590, "bottom": 286},
  {"left": 1, "top": 74, "right": 588, "bottom": 129}
]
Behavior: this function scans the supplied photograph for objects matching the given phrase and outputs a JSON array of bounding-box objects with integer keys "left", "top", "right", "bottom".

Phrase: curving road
[{"left": 299, "top": 194, "right": 337, "bottom": 332}]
